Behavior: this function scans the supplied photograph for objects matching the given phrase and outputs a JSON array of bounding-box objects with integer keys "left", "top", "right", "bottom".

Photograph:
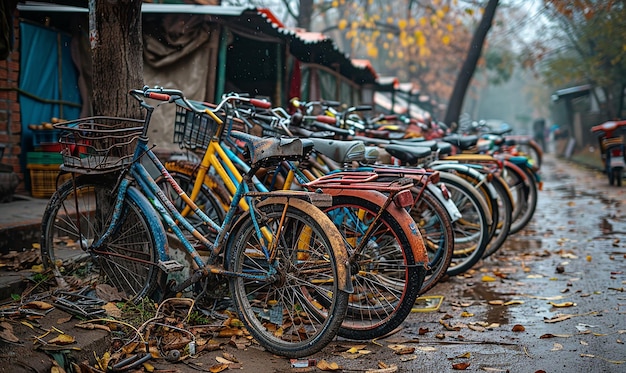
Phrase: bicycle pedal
[{"left": 158, "top": 260, "right": 185, "bottom": 273}]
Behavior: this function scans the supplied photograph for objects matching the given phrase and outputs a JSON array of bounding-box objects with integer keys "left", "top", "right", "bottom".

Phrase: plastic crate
[
  {"left": 32, "top": 129, "right": 62, "bottom": 151},
  {"left": 26, "top": 151, "right": 63, "bottom": 165},
  {"left": 27, "top": 164, "right": 71, "bottom": 198}
]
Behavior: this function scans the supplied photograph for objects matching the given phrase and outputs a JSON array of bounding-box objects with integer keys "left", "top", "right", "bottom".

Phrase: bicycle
[
  {"left": 164, "top": 98, "right": 430, "bottom": 340},
  {"left": 40, "top": 86, "right": 352, "bottom": 358}
]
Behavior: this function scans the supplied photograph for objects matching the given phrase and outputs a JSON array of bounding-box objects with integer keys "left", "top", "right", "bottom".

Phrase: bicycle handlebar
[{"left": 130, "top": 86, "right": 271, "bottom": 115}]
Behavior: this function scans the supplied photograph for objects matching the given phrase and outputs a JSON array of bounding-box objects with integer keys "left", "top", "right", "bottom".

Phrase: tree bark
[
  {"left": 443, "top": 0, "right": 499, "bottom": 130},
  {"left": 298, "top": 0, "right": 314, "bottom": 30},
  {"left": 91, "top": 0, "right": 143, "bottom": 118}
]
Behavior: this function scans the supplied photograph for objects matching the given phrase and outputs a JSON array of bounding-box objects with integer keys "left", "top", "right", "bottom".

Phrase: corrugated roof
[{"left": 551, "top": 84, "right": 592, "bottom": 102}]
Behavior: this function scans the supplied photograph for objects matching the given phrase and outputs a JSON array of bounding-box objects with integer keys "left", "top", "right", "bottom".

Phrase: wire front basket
[
  {"left": 53, "top": 116, "right": 144, "bottom": 174},
  {"left": 173, "top": 104, "right": 219, "bottom": 151}
]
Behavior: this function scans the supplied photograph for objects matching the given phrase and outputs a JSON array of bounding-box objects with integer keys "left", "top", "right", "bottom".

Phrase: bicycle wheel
[
  {"left": 504, "top": 162, "right": 538, "bottom": 234},
  {"left": 227, "top": 199, "right": 349, "bottom": 358},
  {"left": 410, "top": 187, "right": 454, "bottom": 294},
  {"left": 482, "top": 174, "right": 513, "bottom": 258},
  {"left": 41, "top": 175, "right": 161, "bottom": 302},
  {"left": 437, "top": 173, "right": 490, "bottom": 276},
  {"left": 324, "top": 194, "right": 425, "bottom": 340}
]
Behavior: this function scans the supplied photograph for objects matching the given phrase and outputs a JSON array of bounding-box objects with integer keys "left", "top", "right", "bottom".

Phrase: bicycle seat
[
  {"left": 389, "top": 139, "right": 453, "bottom": 156},
  {"left": 442, "top": 134, "right": 478, "bottom": 150},
  {"left": 384, "top": 144, "right": 432, "bottom": 165},
  {"left": 230, "top": 130, "right": 313, "bottom": 167},
  {"left": 309, "top": 138, "right": 366, "bottom": 163}
]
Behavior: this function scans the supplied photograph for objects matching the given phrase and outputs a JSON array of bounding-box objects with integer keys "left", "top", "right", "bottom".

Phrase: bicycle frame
[
  {"left": 88, "top": 93, "right": 352, "bottom": 294},
  {"left": 217, "top": 142, "right": 428, "bottom": 267}
]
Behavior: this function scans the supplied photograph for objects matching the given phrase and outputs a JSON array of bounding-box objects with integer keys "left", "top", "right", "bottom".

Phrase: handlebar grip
[
  {"left": 147, "top": 92, "right": 171, "bottom": 101},
  {"left": 316, "top": 115, "right": 337, "bottom": 125},
  {"left": 250, "top": 98, "right": 271, "bottom": 109},
  {"left": 354, "top": 105, "right": 372, "bottom": 111}
]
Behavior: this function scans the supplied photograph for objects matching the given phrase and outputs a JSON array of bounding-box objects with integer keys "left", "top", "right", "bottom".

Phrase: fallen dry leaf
[
  {"left": 222, "top": 352, "right": 238, "bottom": 363},
  {"left": 209, "top": 363, "right": 228, "bottom": 373},
  {"left": 22, "top": 301, "right": 54, "bottom": 310},
  {"left": 216, "top": 356, "right": 235, "bottom": 364},
  {"left": 544, "top": 314, "right": 573, "bottom": 323},
  {"left": 346, "top": 344, "right": 368, "bottom": 353},
  {"left": 365, "top": 363, "right": 398, "bottom": 373},
  {"left": 540, "top": 333, "right": 572, "bottom": 339},
  {"left": 452, "top": 362, "right": 470, "bottom": 370},
  {"left": 481, "top": 275, "right": 496, "bottom": 282},
  {"left": 0, "top": 322, "right": 19, "bottom": 343},
  {"left": 468, "top": 324, "right": 485, "bottom": 332},
  {"left": 551, "top": 343, "right": 563, "bottom": 351},
  {"left": 512, "top": 324, "right": 525, "bottom": 332},
  {"left": 317, "top": 359, "right": 340, "bottom": 371},
  {"left": 549, "top": 301, "right": 576, "bottom": 308},
  {"left": 48, "top": 334, "right": 75, "bottom": 345},
  {"left": 102, "top": 302, "right": 122, "bottom": 318}
]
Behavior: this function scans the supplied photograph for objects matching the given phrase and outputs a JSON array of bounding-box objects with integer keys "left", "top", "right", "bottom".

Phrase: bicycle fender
[
  {"left": 431, "top": 163, "right": 496, "bottom": 200},
  {"left": 425, "top": 183, "right": 462, "bottom": 223},
  {"left": 435, "top": 171, "right": 493, "bottom": 226},
  {"left": 126, "top": 186, "right": 169, "bottom": 261},
  {"left": 502, "top": 160, "right": 530, "bottom": 189},
  {"left": 226, "top": 196, "right": 353, "bottom": 294},
  {"left": 323, "top": 188, "right": 428, "bottom": 265}
]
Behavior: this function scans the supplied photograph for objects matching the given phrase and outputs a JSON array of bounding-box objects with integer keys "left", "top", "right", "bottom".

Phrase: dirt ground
[{"left": 1, "top": 153, "right": 625, "bottom": 373}]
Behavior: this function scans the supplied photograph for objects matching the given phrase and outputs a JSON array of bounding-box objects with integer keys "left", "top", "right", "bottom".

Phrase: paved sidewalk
[
  {"left": 0, "top": 194, "right": 49, "bottom": 252},
  {"left": 0, "top": 194, "right": 50, "bottom": 301}
]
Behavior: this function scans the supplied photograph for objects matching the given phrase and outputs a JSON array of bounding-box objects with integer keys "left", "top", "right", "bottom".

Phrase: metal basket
[
  {"left": 173, "top": 105, "right": 219, "bottom": 151},
  {"left": 53, "top": 116, "right": 144, "bottom": 174}
]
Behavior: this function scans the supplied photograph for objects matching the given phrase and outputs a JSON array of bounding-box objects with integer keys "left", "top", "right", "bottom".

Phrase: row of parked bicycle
[{"left": 40, "top": 87, "right": 542, "bottom": 359}]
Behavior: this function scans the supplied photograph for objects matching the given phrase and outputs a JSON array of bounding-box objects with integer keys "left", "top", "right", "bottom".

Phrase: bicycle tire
[
  {"left": 410, "top": 187, "right": 454, "bottom": 294},
  {"left": 324, "top": 194, "right": 425, "bottom": 340},
  {"left": 505, "top": 162, "right": 538, "bottom": 234},
  {"left": 431, "top": 164, "right": 497, "bottom": 244},
  {"left": 482, "top": 174, "right": 513, "bottom": 258},
  {"left": 40, "top": 175, "right": 162, "bottom": 302},
  {"left": 227, "top": 199, "right": 349, "bottom": 358},
  {"left": 437, "top": 173, "right": 490, "bottom": 276}
]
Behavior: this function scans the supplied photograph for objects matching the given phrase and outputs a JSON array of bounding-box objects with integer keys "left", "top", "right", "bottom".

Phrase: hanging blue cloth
[{"left": 19, "top": 21, "right": 81, "bottom": 188}]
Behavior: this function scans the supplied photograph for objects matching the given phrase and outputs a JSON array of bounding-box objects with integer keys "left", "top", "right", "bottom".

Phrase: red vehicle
[{"left": 591, "top": 120, "right": 626, "bottom": 186}]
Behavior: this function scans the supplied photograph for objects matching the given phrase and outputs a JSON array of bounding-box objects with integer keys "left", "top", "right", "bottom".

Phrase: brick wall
[{"left": 0, "top": 9, "right": 23, "bottom": 194}]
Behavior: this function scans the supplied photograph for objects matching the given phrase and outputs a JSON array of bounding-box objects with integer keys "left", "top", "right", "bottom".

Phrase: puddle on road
[
  {"left": 549, "top": 184, "right": 577, "bottom": 199},
  {"left": 500, "top": 237, "right": 542, "bottom": 254},
  {"left": 462, "top": 282, "right": 511, "bottom": 325}
]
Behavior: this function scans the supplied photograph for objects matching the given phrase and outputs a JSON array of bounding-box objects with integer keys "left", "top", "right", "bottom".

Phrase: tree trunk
[
  {"left": 443, "top": 0, "right": 499, "bottom": 130},
  {"left": 90, "top": 0, "right": 143, "bottom": 118},
  {"left": 298, "top": 0, "right": 314, "bottom": 30}
]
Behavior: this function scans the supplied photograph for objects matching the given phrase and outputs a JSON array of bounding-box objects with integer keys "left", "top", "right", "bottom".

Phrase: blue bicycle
[{"left": 40, "top": 86, "right": 352, "bottom": 358}]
